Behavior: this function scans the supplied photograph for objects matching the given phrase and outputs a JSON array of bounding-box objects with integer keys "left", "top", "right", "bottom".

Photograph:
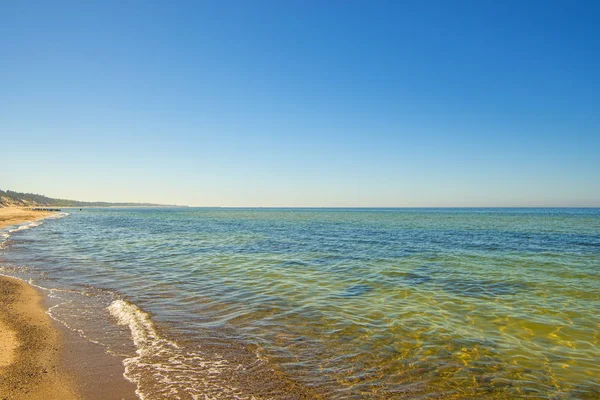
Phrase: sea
[{"left": 1, "top": 208, "right": 599, "bottom": 399}]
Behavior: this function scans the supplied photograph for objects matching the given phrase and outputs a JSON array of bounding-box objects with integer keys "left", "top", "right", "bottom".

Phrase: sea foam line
[
  {"left": 8, "top": 220, "right": 44, "bottom": 233},
  {"left": 4, "top": 211, "right": 69, "bottom": 234},
  {"left": 1, "top": 211, "right": 69, "bottom": 247}
]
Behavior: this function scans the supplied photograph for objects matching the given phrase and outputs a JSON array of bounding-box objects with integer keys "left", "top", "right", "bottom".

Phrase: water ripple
[{"left": 1, "top": 207, "right": 599, "bottom": 398}]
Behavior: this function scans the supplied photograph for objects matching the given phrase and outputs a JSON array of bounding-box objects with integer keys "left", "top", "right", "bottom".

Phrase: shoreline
[
  {"left": 0, "top": 207, "right": 137, "bottom": 399},
  {"left": 0, "top": 207, "right": 319, "bottom": 399}
]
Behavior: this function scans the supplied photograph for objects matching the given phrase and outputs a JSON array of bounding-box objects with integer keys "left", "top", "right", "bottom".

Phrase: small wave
[
  {"left": 46, "top": 212, "right": 70, "bottom": 220},
  {"left": 8, "top": 220, "right": 44, "bottom": 233},
  {"left": 108, "top": 299, "right": 252, "bottom": 400},
  {"left": 108, "top": 299, "right": 173, "bottom": 351},
  {"left": 1, "top": 212, "right": 69, "bottom": 246}
]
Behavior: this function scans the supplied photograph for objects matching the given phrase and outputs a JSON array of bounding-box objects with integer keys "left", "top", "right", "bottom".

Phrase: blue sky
[{"left": 1, "top": 1, "right": 599, "bottom": 206}]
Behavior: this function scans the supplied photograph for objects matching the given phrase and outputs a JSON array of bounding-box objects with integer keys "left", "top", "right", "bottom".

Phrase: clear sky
[{"left": 1, "top": 1, "right": 599, "bottom": 207}]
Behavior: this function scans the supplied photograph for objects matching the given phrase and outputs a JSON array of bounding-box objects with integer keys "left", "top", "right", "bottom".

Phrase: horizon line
[{"left": 67, "top": 205, "right": 600, "bottom": 209}]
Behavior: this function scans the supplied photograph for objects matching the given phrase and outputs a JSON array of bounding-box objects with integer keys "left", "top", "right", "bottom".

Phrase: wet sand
[
  {"left": 54, "top": 300, "right": 139, "bottom": 400},
  {"left": 0, "top": 275, "right": 80, "bottom": 399}
]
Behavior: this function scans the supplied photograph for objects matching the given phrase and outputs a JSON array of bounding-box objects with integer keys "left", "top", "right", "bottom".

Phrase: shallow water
[{"left": 1, "top": 208, "right": 599, "bottom": 399}]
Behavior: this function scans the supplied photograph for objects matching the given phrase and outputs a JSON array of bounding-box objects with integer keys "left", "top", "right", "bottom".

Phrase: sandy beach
[
  {"left": 0, "top": 208, "right": 137, "bottom": 400},
  {"left": 0, "top": 275, "right": 80, "bottom": 399},
  {"left": 0, "top": 207, "right": 55, "bottom": 230}
]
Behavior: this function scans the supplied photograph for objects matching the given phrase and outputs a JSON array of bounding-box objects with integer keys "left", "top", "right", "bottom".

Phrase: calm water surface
[{"left": 1, "top": 208, "right": 599, "bottom": 399}]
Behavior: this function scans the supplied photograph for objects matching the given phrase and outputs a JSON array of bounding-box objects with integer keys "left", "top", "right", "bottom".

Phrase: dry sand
[{"left": 0, "top": 207, "right": 54, "bottom": 230}]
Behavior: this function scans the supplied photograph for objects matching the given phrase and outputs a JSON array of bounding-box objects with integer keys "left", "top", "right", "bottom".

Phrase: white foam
[
  {"left": 8, "top": 220, "right": 44, "bottom": 233},
  {"left": 108, "top": 300, "right": 170, "bottom": 350},
  {"left": 46, "top": 212, "right": 70, "bottom": 220},
  {"left": 0, "top": 232, "right": 9, "bottom": 246},
  {"left": 107, "top": 299, "right": 251, "bottom": 400}
]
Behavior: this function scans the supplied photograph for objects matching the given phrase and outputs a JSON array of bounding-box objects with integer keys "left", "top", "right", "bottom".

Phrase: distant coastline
[{"left": 0, "top": 189, "right": 185, "bottom": 208}]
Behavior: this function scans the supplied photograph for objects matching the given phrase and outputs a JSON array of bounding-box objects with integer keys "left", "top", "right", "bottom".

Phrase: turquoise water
[{"left": 1, "top": 208, "right": 599, "bottom": 399}]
